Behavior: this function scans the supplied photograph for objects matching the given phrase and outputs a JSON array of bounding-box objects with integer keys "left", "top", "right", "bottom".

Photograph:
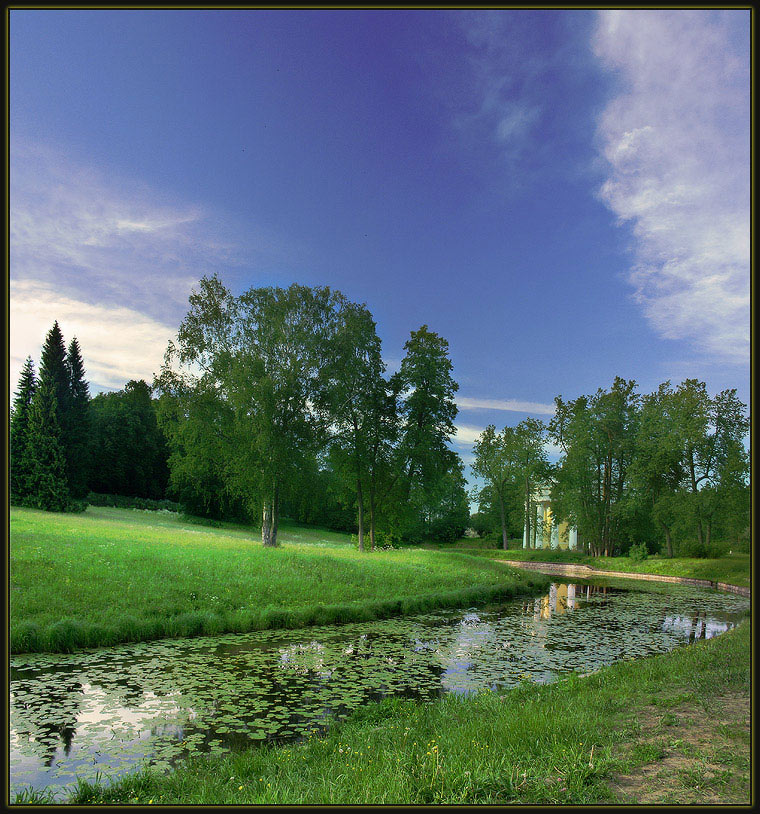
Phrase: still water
[{"left": 10, "top": 580, "right": 749, "bottom": 799}]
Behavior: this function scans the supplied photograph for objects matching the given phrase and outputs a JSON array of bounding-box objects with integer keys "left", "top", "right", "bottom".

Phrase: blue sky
[{"left": 9, "top": 9, "right": 750, "bottom": 492}]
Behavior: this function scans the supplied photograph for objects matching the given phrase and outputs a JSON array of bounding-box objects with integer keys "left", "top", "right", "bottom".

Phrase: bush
[
  {"left": 374, "top": 527, "right": 403, "bottom": 549},
  {"left": 179, "top": 513, "right": 224, "bottom": 528},
  {"left": 87, "top": 492, "right": 180, "bottom": 512},
  {"left": 676, "top": 539, "right": 708, "bottom": 558},
  {"left": 628, "top": 542, "right": 649, "bottom": 562}
]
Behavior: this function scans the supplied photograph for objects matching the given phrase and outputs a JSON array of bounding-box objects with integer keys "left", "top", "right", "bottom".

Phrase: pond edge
[{"left": 495, "top": 560, "right": 751, "bottom": 598}]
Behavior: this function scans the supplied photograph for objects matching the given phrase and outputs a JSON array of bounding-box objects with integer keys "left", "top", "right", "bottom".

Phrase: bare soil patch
[{"left": 606, "top": 692, "right": 750, "bottom": 804}]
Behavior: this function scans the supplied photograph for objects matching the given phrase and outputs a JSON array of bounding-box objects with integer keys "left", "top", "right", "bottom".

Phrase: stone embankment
[{"left": 497, "top": 560, "right": 750, "bottom": 598}]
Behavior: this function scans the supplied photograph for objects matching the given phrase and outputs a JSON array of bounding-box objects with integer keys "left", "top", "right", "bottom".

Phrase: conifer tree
[
  {"left": 66, "top": 337, "right": 91, "bottom": 498},
  {"left": 40, "top": 321, "right": 70, "bottom": 433},
  {"left": 10, "top": 357, "right": 37, "bottom": 502},
  {"left": 24, "top": 373, "right": 70, "bottom": 511}
]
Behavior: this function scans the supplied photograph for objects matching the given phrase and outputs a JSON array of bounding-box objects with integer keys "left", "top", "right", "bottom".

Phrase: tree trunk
[
  {"left": 262, "top": 499, "right": 272, "bottom": 547},
  {"left": 271, "top": 480, "right": 280, "bottom": 547},
  {"left": 498, "top": 492, "right": 508, "bottom": 550},
  {"left": 262, "top": 479, "right": 280, "bottom": 547},
  {"left": 368, "top": 482, "right": 376, "bottom": 550},
  {"left": 524, "top": 480, "right": 531, "bottom": 551},
  {"left": 356, "top": 477, "right": 365, "bottom": 552},
  {"left": 689, "top": 451, "right": 704, "bottom": 546}
]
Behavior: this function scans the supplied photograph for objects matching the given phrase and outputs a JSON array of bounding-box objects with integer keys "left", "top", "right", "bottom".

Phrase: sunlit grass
[{"left": 10, "top": 506, "right": 549, "bottom": 653}]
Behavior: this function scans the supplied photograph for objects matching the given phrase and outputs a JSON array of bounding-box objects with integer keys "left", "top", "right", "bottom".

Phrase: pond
[{"left": 10, "top": 579, "right": 750, "bottom": 800}]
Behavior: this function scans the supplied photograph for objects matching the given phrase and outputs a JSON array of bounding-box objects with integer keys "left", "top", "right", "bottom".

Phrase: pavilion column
[
  {"left": 550, "top": 521, "right": 559, "bottom": 549},
  {"left": 569, "top": 526, "right": 578, "bottom": 550}
]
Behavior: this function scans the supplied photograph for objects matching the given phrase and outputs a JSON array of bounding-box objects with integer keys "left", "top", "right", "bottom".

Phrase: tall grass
[{"left": 10, "top": 506, "right": 549, "bottom": 653}]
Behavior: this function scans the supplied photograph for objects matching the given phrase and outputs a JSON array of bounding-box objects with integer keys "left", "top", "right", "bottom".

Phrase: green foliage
[
  {"left": 23, "top": 372, "right": 71, "bottom": 512},
  {"left": 156, "top": 276, "right": 359, "bottom": 546},
  {"left": 548, "top": 377, "right": 748, "bottom": 558},
  {"left": 87, "top": 492, "right": 180, "bottom": 511},
  {"left": 39, "top": 320, "right": 70, "bottom": 430},
  {"left": 66, "top": 337, "right": 91, "bottom": 498},
  {"left": 468, "top": 511, "right": 493, "bottom": 538},
  {"left": 12, "top": 323, "right": 94, "bottom": 512},
  {"left": 472, "top": 419, "right": 548, "bottom": 549},
  {"left": 89, "top": 379, "right": 170, "bottom": 500},
  {"left": 627, "top": 542, "right": 648, "bottom": 562},
  {"left": 10, "top": 356, "right": 37, "bottom": 503},
  {"left": 550, "top": 377, "right": 640, "bottom": 557},
  {"left": 387, "top": 325, "right": 467, "bottom": 544},
  {"left": 323, "top": 301, "right": 390, "bottom": 549}
]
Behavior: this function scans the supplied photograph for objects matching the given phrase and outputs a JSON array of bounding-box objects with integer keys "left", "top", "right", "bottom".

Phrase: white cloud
[
  {"left": 8, "top": 141, "right": 287, "bottom": 394},
  {"left": 593, "top": 10, "right": 749, "bottom": 364},
  {"left": 452, "top": 423, "right": 562, "bottom": 463},
  {"left": 457, "top": 396, "right": 555, "bottom": 415},
  {"left": 9, "top": 143, "right": 219, "bottom": 324},
  {"left": 452, "top": 424, "right": 485, "bottom": 447},
  {"left": 10, "top": 279, "right": 175, "bottom": 393}
]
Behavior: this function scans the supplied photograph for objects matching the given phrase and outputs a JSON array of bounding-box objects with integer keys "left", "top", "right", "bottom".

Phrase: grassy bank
[
  {"left": 9, "top": 507, "right": 549, "bottom": 654},
  {"left": 20, "top": 615, "right": 749, "bottom": 805},
  {"left": 445, "top": 546, "right": 751, "bottom": 588}
]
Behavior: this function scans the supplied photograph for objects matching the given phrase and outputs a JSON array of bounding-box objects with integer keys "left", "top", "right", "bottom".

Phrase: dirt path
[{"left": 605, "top": 692, "right": 751, "bottom": 804}]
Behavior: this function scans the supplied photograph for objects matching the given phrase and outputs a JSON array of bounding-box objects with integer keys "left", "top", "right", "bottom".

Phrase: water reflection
[{"left": 10, "top": 580, "right": 749, "bottom": 800}]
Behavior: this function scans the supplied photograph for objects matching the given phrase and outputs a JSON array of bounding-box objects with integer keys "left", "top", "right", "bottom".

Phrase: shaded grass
[
  {"left": 31, "top": 617, "right": 749, "bottom": 805},
  {"left": 10, "top": 506, "right": 549, "bottom": 653},
  {"left": 460, "top": 547, "right": 751, "bottom": 588}
]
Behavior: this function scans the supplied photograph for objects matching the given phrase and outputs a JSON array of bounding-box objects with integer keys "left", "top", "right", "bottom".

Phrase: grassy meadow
[
  {"left": 22, "top": 613, "right": 750, "bottom": 806},
  {"left": 9, "top": 506, "right": 550, "bottom": 653}
]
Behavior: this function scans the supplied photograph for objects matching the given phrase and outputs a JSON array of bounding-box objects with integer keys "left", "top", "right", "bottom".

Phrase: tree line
[
  {"left": 11, "top": 294, "right": 749, "bottom": 560},
  {"left": 10, "top": 322, "right": 90, "bottom": 510},
  {"left": 153, "top": 275, "right": 469, "bottom": 548},
  {"left": 472, "top": 377, "right": 749, "bottom": 558},
  {"left": 10, "top": 322, "right": 173, "bottom": 510}
]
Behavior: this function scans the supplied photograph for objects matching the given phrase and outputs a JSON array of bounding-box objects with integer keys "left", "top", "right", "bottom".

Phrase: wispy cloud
[
  {"left": 455, "top": 11, "right": 546, "bottom": 164},
  {"left": 9, "top": 141, "right": 285, "bottom": 393},
  {"left": 10, "top": 279, "right": 175, "bottom": 392},
  {"left": 9, "top": 143, "right": 247, "bottom": 323},
  {"left": 452, "top": 423, "right": 562, "bottom": 462},
  {"left": 592, "top": 10, "right": 749, "bottom": 365},
  {"left": 452, "top": 424, "right": 485, "bottom": 447},
  {"left": 457, "top": 396, "right": 555, "bottom": 415}
]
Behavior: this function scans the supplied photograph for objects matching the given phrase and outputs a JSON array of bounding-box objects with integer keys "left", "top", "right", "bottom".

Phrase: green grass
[
  {"left": 456, "top": 547, "right": 751, "bottom": 588},
  {"left": 26, "top": 615, "right": 749, "bottom": 805},
  {"left": 10, "top": 506, "right": 549, "bottom": 653}
]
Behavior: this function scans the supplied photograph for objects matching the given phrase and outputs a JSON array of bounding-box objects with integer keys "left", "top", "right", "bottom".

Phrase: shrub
[
  {"left": 87, "top": 492, "right": 180, "bottom": 512},
  {"left": 374, "top": 527, "right": 403, "bottom": 549},
  {"left": 628, "top": 542, "right": 649, "bottom": 562},
  {"left": 179, "top": 513, "right": 224, "bottom": 528}
]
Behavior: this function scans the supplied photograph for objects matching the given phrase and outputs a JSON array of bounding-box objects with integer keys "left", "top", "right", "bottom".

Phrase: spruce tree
[
  {"left": 66, "top": 337, "right": 91, "bottom": 498},
  {"left": 10, "top": 357, "right": 37, "bottom": 503},
  {"left": 24, "top": 373, "right": 71, "bottom": 511},
  {"left": 40, "top": 321, "right": 70, "bottom": 434}
]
